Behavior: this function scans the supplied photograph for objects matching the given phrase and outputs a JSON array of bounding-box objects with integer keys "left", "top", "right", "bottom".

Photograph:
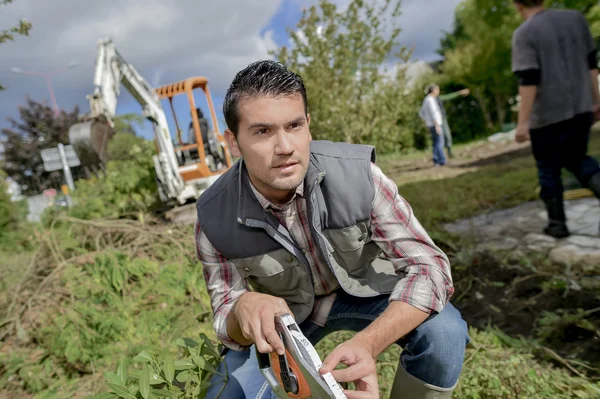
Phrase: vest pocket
[
  {"left": 324, "top": 222, "right": 382, "bottom": 278},
  {"left": 232, "top": 249, "right": 308, "bottom": 298}
]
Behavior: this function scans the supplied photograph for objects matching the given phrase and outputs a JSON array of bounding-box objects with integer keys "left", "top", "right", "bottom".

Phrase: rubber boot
[
  {"left": 588, "top": 172, "right": 600, "bottom": 234},
  {"left": 389, "top": 365, "right": 456, "bottom": 399},
  {"left": 542, "top": 197, "right": 570, "bottom": 238}
]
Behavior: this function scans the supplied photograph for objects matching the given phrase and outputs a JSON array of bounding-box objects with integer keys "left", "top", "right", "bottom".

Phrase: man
[
  {"left": 512, "top": 0, "right": 600, "bottom": 238},
  {"left": 418, "top": 84, "right": 447, "bottom": 166},
  {"left": 188, "top": 107, "right": 209, "bottom": 146},
  {"left": 195, "top": 60, "right": 469, "bottom": 399},
  {"left": 437, "top": 88, "right": 471, "bottom": 159}
]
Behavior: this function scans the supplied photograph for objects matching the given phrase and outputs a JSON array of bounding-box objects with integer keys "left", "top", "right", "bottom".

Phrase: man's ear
[
  {"left": 224, "top": 129, "right": 242, "bottom": 158},
  {"left": 307, "top": 113, "right": 312, "bottom": 141}
]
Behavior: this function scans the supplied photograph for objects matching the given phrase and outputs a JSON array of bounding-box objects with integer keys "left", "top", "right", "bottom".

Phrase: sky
[{"left": 0, "top": 0, "right": 464, "bottom": 142}]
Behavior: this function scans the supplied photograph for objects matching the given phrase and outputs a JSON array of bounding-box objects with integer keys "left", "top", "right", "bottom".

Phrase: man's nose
[{"left": 274, "top": 130, "right": 294, "bottom": 155}]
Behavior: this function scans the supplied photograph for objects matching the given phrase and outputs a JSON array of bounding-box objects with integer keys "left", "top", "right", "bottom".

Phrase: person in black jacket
[{"left": 511, "top": 0, "right": 600, "bottom": 238}]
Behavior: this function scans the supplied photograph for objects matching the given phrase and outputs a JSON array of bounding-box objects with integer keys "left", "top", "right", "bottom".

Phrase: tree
[
  {"left": 1, "top": 0, "right": 32, "bottom": 91},
  {"left": 0, "top": 98, "right": 82, "bottom": 195},
  {"left": 108, "top": 113, "right": 146, "bottom": 161},
  {"left": 273, "top": 0, "right": 418, "bottom": 153}
]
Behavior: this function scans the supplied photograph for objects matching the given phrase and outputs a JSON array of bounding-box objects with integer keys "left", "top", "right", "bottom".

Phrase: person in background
[
  {"left": 418, "top": 84, "right": 446, "bottom": 166},
  {"left": 511, "top": 0, "right": 600, "bottom": 238},
  {"left": 188, "top": 107, "right": 209, "bottom": 146},
  {"left": 437, "top": 87, "right": 470, "bottom": 158}
]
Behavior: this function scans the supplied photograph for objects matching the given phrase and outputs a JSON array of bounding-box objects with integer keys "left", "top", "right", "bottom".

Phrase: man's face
[
  {"left": 225, "top": 94, "right": 312, "bottom": 203},
  {"left": 432, "top": 86, "right": 440, "bottom": 96}
]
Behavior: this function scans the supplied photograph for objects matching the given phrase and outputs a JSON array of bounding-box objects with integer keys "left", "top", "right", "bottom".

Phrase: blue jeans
[
  {"left": 429, "top": 127, "right": 446, "bottom": 165},
  {"left": 204, "top": 291, "right": 469, "bottom": 398}
]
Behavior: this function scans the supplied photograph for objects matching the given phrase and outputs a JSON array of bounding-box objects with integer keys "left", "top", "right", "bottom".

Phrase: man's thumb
[{"left": 319, "top": 350, "right": 342, "bottom": 374}]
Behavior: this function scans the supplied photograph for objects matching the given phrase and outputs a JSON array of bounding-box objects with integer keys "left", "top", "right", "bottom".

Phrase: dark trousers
[{"left": 529, "top": 112, "right": 600, "bottom": 200}]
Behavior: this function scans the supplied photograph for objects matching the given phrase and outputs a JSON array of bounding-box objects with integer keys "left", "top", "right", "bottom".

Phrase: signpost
[
  {"left": 40, "top": 143, "right": 80, "bottom": 191},
  {"left": 41, "top": 143, "right": 80, "bottom": 208}
]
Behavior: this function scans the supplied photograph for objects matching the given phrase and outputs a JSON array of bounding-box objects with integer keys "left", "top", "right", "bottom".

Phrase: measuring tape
[{"left": 256, "top": 313, "right": 347, "bottom": 399}]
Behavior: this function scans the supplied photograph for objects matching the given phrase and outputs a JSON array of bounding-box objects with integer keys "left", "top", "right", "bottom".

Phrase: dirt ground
[{"left": 379, "top": 138, "right": 533, "bottom": 185}]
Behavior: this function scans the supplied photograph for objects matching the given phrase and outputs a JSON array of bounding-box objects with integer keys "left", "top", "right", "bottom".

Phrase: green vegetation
[
  {"left": 2, "top": 132, "right": 599, "bottom": 398},
  {"left": 64, "top": 132, "right": 160, "bottom": 221}
]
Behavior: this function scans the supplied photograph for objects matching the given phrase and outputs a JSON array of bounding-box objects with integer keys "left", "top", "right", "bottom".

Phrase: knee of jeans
[{"left": 404, "top": 312, "right": 469, "bottom": 388}]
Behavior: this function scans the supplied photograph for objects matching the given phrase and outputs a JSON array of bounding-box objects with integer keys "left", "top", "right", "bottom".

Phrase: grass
[{"left": 1, "top": 128, "right": 600, "bottom": 398}]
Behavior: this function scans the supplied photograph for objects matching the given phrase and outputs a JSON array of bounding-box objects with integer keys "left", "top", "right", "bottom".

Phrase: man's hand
[
  {"left": 319, "top": 338, "right": 379, "bottom": 399},
  {"left": 459, "top": 88, "right": 470, "bottom": 96},
  {"left": 515, "top": 123, "right": 530, "bottom": 143},
  {"left": 230, "top": 292, "right": 293, "bottom": 355},
  {"left": 435, "top": 124, "right": 442, "bottom": 135}
]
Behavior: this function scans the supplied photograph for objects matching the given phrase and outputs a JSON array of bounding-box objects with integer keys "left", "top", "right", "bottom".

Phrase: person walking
[
  {"left": 419, "top": 84, "right": 447, "bottom": 166},
  {"left": 511, "top": 0, "right": 600, "bottom": 238}
]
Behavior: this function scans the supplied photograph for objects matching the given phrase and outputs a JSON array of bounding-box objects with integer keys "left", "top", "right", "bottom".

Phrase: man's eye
[{"left": 256, "top": 129, "right": 268, "bottom": 135}]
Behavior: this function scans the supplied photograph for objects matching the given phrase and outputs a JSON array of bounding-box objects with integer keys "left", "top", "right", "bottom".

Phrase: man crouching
[{"left": 195, "top": 60, "right": 469, "bottom": 398}]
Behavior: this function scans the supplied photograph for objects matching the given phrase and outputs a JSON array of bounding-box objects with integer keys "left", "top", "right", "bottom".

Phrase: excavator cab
[{"left": 155, "top": 76, "right": 233, "bottom": 180}]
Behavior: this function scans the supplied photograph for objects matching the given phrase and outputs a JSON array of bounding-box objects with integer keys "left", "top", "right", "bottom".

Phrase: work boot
[
  {"left": 389, "top": 365, "right": 455, "bottom": 399},
  {"left": 542, "top": 197, "right": 570, "bottom": 238},
  {"left": 589, "top": 172, "right": 600, "bottom": 234}
]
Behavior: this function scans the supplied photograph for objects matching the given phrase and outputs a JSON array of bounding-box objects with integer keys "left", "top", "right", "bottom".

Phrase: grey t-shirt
[{"left": 512, "top": 8, "right": 596, "bottom": 129}]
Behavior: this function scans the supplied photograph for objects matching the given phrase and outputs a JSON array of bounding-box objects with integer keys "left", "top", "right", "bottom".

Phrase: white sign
[{"left": 41, "top": 144, "right": 80, "bottom": 172}]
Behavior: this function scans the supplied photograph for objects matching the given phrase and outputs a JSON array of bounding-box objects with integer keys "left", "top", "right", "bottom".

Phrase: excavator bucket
[{"left": 68, "top": 117, "right": 115, "bottom": 168}]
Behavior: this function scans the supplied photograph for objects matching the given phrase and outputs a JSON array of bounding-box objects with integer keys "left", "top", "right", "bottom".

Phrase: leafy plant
[
  {"left": 95, "top": 334, "right": 224, "bottom": 399},
  {"left": 273, "top": 0, "right": 421, "bottom": 154}
]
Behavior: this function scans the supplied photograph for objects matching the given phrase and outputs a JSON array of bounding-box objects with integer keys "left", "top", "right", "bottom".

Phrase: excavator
[{"left": 68, "top": 38, "right": 233, "bottom": 212}]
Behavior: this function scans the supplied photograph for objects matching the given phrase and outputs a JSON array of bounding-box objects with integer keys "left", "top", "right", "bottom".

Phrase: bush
[
  {"left": 40, "top": 133, "right": 161, "bottom": 223},
  {"left": 0, "top": 178, "right": 33, "bottom": 251}
]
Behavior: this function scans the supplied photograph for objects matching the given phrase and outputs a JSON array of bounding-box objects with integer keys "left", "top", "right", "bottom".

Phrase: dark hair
[
  {"left": 223, "top": 60, "right": 308, "bottom": 136},
  {"left": 513, "top": 0, "right": 544, "bottom": 6}
]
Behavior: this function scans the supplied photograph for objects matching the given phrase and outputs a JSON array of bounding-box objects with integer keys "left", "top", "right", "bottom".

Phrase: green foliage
[
  {"left": 109, "top": 114, "right": 147, "bottom": 161},
  {"left": 439, "top": 0, "right": 519, "bottom": 131},
  {"left": 0, "top": 218, "right": 215, "bottom": 398},
  {"left": 66, "top": 133, "right": 159, "bottom": 220},
  {"left": 455, "top": 328, "right": 600, "bottom": 398},
  {"left": 273, "top": 0, "right": 419, "bottom": 154},
  {"left": 311, "top": 326, "right": 600, "bottom": 398},
  {"left": 96, "top": 335, "right": 223, "bottom": 399},
  {"left": 0, "top": 0, "right": 32, "bottom": 91},
  {"left": 0, "top": 178, "right": 33, "bottom": 251}
]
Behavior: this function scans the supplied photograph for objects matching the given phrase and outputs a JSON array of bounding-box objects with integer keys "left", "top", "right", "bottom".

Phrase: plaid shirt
[{"left": 194, "top": 162, "right": 454, "bottom": 351}]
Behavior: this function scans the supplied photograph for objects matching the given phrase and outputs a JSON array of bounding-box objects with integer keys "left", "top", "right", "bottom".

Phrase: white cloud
[{"left": 0, "top": 0, "right": 281, "bottom": 133}]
